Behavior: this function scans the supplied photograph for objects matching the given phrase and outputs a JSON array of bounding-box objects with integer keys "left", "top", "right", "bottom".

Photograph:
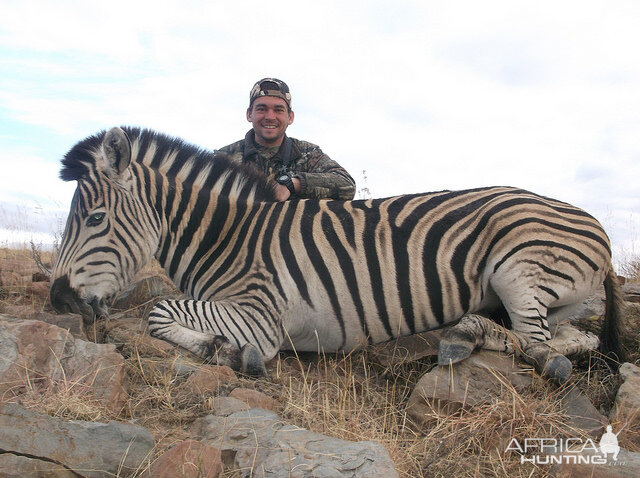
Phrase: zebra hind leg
[
  {"left": 520, "top": 324, "right": 600, "bottom": 384},
  {"left": 506, "top": 304, "right": 575, "bottom": 384},
  {"left": 438, "top": 314, "right": 598, "bottom": 383},
  {"left": 438, "top": 314, "right": 523, "bottom": 366},
  {"left": 148, "top": 299, "right": 267, "bottom": 376}
]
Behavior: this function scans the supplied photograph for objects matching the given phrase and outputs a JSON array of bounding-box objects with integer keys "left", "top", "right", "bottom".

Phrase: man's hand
[{"left": 274, "top": 178, "right": 301, "bottom": 201}]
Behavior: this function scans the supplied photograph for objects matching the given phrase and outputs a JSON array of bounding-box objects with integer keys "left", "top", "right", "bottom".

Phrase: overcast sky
[{"left": 1, "top": 0, "right": 638, "bottom": 266}]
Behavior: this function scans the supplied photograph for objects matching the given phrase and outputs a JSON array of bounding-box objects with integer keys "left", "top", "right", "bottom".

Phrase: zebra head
[{"left": 50, "top": 127, "right": 161, "bottom": 324}]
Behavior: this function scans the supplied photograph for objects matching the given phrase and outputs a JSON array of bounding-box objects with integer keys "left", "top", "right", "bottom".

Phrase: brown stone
[
  {"left": 0, "top": 308, "right": 84, "bottom": 337},
  {"left": 31, "top": 271, "right": 49, "bottom": 282},
  {"left": 103, "top": 315, "right": 175, "bottom": 356},
  {"left": 182, "top": 365, "right": 237, "bottom": 395},
  {"left": 111, "top": 273, "right": 181, "bottom": 311},
  {"left": 26, "top": 281, "right": 50, "bottom": 301},
  {"left": 1, "top": 304, "right": 38, "bottom": 320},
  {"left": 147, "top": 440, "right": 222, "bottom": 478},
  {"left": 228, "top": 388, "right": 281, "bottom": 413},
  {"left": 211, "top": 396, "right": 251, "bottom": 416},
  {"left": 407, "top": 350, "right": 533, "bottom": 427},
  {"left": 29, "top": 311, "right": 85, "bottom": 337},
  {"left": 369, "top": 330, "right": 441, "bottom": 366},
  {"left": 0, "top": 316, "right": 128, "bottom": 414}
]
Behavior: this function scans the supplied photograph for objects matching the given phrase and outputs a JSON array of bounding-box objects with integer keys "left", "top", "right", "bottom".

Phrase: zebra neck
[{"left": 154, "top": 187, "right": 273, "bottom": 298}]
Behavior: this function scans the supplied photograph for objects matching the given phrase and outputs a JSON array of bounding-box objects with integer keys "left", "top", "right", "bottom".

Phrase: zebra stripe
[{"left": 50, "top": 126, "right": 622, "bottom": 376}]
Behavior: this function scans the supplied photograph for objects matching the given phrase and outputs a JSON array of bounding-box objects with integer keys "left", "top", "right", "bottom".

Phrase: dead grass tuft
[{"left": 20, "top": 378, "right": 118, "bottom": 422}]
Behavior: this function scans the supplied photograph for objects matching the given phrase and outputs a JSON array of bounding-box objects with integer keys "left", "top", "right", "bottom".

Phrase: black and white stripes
[{"left": 50, "top": 126, "right": 622, "bottom": 376}]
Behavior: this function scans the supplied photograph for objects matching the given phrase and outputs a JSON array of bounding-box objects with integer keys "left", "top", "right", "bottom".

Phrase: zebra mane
[{"left": 60, "top": 127, "right": 277, "bottom": 202}]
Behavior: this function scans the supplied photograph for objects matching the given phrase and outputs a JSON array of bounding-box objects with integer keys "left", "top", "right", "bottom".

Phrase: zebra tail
[{"left": 600, "top": 267, "right": 626, "bottom": 370}]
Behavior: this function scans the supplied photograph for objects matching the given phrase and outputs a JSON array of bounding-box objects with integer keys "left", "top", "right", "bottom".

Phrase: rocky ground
[{"left": 1, "top": 247, "right": 640, "bottom": 477}]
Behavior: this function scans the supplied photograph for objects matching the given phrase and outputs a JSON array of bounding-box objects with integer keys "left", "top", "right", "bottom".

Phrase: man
[{"left": 217, "top": 78, "right": 356, "bottom": 201}]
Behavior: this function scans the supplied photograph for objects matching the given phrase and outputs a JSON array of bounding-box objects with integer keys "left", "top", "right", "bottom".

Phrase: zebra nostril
[
  {"left": 50, "top": 275, "right": 74, "bottom": 313},
  {"left": 89, "top": 296, "right": 110, "bottom": 319},
  {"left": 50, "top": 275, "right": 96, "bottom": 321}
]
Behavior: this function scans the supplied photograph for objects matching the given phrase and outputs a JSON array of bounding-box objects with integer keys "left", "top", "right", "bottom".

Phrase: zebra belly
[
  {"left": 278, "top": 290, "right": 476, "bottom": 353},
  {"left": 280, "top": 306, "right": 371, "bottom": 353}
]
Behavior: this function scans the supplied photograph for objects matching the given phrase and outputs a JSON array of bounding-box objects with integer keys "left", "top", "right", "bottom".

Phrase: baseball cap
[{"left": 249, "top": 78, "right": 292, "bottom": 109}]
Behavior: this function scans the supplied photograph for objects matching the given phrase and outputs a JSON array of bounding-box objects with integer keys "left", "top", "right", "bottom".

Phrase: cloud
[
  {"left": 0, "top": 148, "right": 75, "bottom": 205},
  {"left": 0, "top": 0, "right": 638, "bottom": 261}
]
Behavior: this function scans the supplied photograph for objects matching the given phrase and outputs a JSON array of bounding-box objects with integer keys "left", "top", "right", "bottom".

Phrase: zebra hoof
[
  {"left": 438, "top": 326, "right": 477, "bottom": 366},
  {"left": 542, "top": 354, "right": 572, "bottom": 384},
  {"left": 438, "top": 341, "right": 474, "bottom": 366},
  {"left": 240, "top": 344, "right": 267, "bottom": 376},
  {"left": 523, "top": 343, "right": 573, "bottom": 384}
]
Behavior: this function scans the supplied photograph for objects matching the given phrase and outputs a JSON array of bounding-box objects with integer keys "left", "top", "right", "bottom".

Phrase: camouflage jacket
[{"left": 217, "top": 130, "right": 356, "bottom": 200}]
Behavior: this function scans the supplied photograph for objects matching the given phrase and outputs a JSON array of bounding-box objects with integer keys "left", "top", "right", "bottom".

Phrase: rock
[
  {"left": 146, "top": 440, "right": 222, "bottom": 478},
  {"left": 173, "top": 358, "right": 201, "bottom": 376},
  {"left": 211, "top": 396, "right": 251, "bottom": 416},
  {"left": 32, "top": 271, "right": 49, "bottom": 282},
  {"left": 569, "top": 283, "right": 640, "bottom": 317},
  {"left": 111, "top": 273, "right": 181, "bottom": 311},
  {"left": 200, "top": 409, "right": 398, "bottom": 477},
  {"left": 610, "top": 363, "right": 640, "bottom": 423},
  {"left": 31, "top": 310, "right": 85, "bottom": 337},
  {"left": 102, "top": 315, "right": 175, "bottom": 356},
  {"left": 369, "top": 330, "right": 440, "bottom": 366},
  {"left": 559, "top": 386, "right": 607, "bottom": 436},
  {"left": 407, "top": 350, "right": 533, "bottom": 426},
  {"left": 229, "top": 388, "right": 280, "bottom": 413},
  {"left": 0, "top": 453, "right": 77, "bottom": 477},
  {"left": 550, "top": 447, "right": 640, "bottom": 477},
  {"left": 182, "top": 365, "right": 237, "bottom": 395},
  {"left": 0, "top": 403, "right": 155, "bottom": 478},
  {"left": 569, "top": 286, "right": 606, "bottom": 320},
  {"left": 619, "top": 362, "right": 640, "bottom": 381},
  {"left": 0, "top": 256, "right": 39, "bottom": 287},
  {"left": 0, "top": 308, "right": 85, "bottom": 338},
  {"left": 0, "top": 315, "right": 128, "bottom": 414},
  {"left": 26, "top": 280, "right": 50, "bottom": 301},
  {"left": 622, "top": 283, "right": 640, "bottom": 304}
]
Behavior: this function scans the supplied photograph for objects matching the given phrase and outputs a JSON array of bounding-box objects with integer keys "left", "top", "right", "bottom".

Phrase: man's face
[{"left": 247, "top": 96, "right": 294, "bottom": 147}]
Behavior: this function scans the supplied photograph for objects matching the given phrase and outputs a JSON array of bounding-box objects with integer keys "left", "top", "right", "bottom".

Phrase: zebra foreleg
[{"left": 147, "top": 300, "right": 267, "bottom": 376}]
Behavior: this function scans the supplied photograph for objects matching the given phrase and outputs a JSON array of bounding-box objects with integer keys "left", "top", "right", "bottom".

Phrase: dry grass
[
  {"left": 0, "top": 246, "right": 54, "bottom": 316},
  {"left": 19, "top": 373, "right": 119, "bottom": 423},
  {"left": 2, "top": 246, "right": 640, "bottom": 477}
]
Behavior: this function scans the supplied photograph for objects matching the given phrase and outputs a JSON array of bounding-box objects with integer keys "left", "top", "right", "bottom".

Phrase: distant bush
[{"left": 618, "top": 255, "right": 640, "bottom": 282}]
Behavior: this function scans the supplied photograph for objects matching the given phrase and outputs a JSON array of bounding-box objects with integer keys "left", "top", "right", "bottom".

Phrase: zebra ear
[{"left": 102, "top": 127, "right": 132, "bottom": 177}]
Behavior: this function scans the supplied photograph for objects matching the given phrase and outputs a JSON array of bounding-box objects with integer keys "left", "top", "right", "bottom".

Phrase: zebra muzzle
[{"left": 50, "top": 275, "right": 109, "bottom": 324}]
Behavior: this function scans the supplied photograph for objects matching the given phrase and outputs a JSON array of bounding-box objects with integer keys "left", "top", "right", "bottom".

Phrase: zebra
[{"left": 50, "top": 126, "right": 623, "bottom": 382}]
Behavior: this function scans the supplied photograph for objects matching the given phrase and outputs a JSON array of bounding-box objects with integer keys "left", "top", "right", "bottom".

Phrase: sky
[{"left": 1, "top": 0, "right": 638, "bottom": 268}]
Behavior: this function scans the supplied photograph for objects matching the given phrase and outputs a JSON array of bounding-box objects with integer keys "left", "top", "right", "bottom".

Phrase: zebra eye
[{"left": 86, "top": 212, "right": 106, "bottom": 226}]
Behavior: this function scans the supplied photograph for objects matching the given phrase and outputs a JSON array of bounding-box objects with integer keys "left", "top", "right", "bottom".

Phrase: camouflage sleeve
[{"left": 294, "top": 143, "right": 356, "bottom": 200}]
